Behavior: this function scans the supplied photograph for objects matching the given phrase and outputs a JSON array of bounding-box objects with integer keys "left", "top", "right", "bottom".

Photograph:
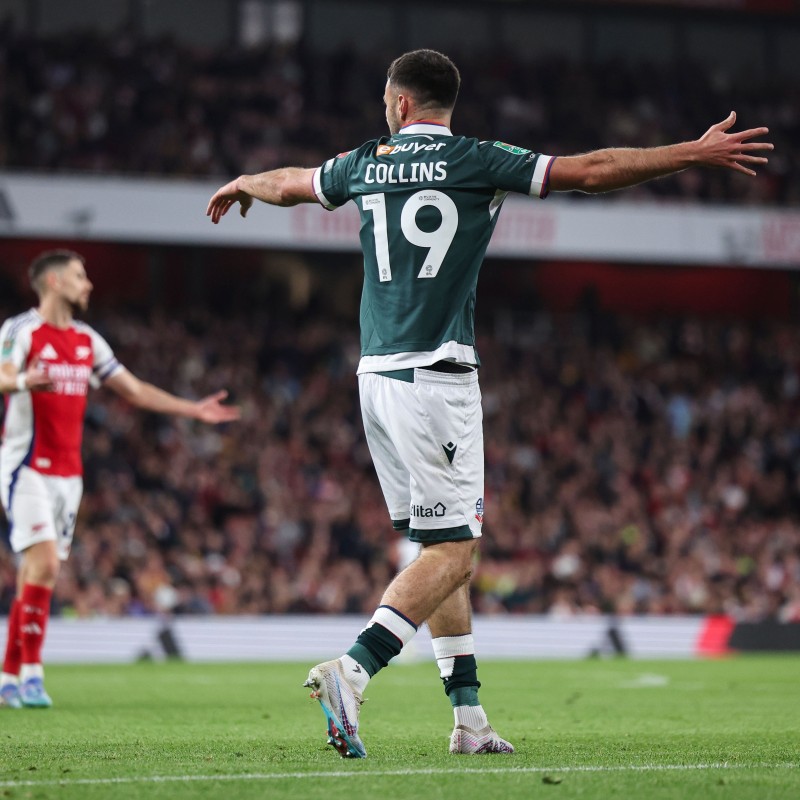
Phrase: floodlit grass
[{"left": 1, "top": 656, "right": 798, "bottom": 799}]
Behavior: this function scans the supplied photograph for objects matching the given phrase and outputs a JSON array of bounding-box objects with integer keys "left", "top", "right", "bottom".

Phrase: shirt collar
[{"left": 398, "top": 122, "right": 453, "bottom": 137}]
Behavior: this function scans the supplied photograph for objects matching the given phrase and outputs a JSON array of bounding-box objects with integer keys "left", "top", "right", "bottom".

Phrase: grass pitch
[{"left": 0, "top": 656, "right": 798, "bottom": 799}]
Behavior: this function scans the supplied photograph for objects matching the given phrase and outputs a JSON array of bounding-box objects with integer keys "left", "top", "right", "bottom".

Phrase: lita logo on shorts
[{"left": 410, "top": 502, "right": 446, "bottom": 518}]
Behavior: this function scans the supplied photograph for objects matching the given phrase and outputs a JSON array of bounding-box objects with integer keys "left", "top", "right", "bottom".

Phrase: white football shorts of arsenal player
[{"left": 0, "top": 309, "right": 123, "bottom": 560}]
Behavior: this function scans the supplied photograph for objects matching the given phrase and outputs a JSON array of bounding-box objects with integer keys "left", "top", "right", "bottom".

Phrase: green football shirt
[{"left": 313, "top": 122, "right": 555, "bottom": 373}]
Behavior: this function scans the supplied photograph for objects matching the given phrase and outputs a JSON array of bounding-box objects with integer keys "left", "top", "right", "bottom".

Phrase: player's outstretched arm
[
  {"left": 104, "top": 369, "right": 240, "bottom": 424},
  {"left": 548, "top": 111, "right": 773, "bottom": 194},
  {"left": 206, "top": 167, "right": 318, "bottom": 223},
  {"left": 0, "top": 359, "right": 54, "bottom": 394}
]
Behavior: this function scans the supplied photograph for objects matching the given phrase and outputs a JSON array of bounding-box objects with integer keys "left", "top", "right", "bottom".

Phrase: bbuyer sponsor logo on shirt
[{"left": 377, "top": 142, "right": 447, "bottom": 156}]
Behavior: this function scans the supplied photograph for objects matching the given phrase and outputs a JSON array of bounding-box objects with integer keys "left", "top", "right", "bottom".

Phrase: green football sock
[
  {"left": 443, "top": 655, "right": 481, "bottom": 707},
  {"left": 346, "top": 605, "right": 417, "bottom": 678}
]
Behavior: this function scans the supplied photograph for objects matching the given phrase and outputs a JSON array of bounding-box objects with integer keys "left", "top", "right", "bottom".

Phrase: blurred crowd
[
  {"left": 1, "top": 24, "right": 798, "bottom": 205},
  {"left": 1, "top": 299, "right": 799, "bottom": 623}
]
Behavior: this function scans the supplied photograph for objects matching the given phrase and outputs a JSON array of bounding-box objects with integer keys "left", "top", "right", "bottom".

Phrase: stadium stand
[{"left": 0, "top": 21, "right": 797, "bottom": 205}]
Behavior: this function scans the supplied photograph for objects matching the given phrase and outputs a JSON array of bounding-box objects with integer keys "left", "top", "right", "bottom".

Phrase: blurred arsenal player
[{"left": 0, "top": 250, "right": 239, "bottom": 708}]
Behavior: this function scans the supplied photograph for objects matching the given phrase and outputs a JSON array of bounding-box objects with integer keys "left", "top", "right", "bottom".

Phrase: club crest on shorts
[{"left": 475, "top": 497, "right": 484, "bottom": 524}]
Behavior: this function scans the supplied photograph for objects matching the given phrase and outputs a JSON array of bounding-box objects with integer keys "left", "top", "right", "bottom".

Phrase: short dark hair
[
  {"left": 387, "top": 49, "right": 460, "bottom": 111},
  {"left": 29, "top": 249, "right": 84, "bottom": 295}
]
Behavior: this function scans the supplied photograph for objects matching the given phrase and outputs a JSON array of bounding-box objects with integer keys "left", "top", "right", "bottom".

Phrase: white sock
[
  {"left": 1, "top": 671, "right": 19, "bottom": 687},
  {"left": 19, "top": 663, "right": 44, "bottom": 682},
  {"left": 431, "top": 633, "right": 474, "bottom": 679},
  {"left": 340, "top": 654, "right": 370, "bottom": 694},
  {"left": 454, "top": 704, "right": 489, "bottom": 731}
]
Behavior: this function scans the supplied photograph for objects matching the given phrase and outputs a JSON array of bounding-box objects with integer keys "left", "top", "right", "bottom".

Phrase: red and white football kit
[{"left": 0, "top": 309, "right": 123, "bottom": 560}]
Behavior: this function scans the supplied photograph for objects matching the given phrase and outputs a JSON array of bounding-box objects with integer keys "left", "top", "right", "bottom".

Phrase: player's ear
[
  {"left": 398, "top": 94, "right": 409, "bottom": 119},
  {"left": 45, "top": 270, "right": 60, "bottom": 293}
]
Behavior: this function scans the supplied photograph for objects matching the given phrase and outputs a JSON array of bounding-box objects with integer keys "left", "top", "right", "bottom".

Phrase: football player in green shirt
[{"left": 208, "top": 49, "right": 772, "bottom": 758}]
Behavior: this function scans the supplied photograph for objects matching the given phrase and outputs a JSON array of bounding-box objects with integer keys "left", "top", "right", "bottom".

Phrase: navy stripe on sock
[{"left": 379, "top": 604, "right": 418, "bottom": 631}]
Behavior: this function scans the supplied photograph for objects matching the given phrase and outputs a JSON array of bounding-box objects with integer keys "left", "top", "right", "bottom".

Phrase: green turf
[{"left": 0, "top": 656, "right": 798, "bottom": 799}]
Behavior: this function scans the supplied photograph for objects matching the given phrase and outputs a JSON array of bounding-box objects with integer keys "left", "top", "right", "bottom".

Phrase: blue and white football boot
[
  {"left": 20, "top": 677, "right": 53, "bottom": 708},
  {"left": 304, "top": 659, "right": 366, "bottom": 758},
  {"left": 0, "top": 682, "right": 23, "bottom": 709}
]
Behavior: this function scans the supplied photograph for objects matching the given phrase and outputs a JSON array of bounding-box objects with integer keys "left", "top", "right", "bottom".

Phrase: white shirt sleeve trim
[
  {"left": 96, "top": 358, "right": 123, "bottom": 381},
  {"left": 530, "top": 155, "right": 555, "bottom": 199},
  {"left": 313, "top": 165, "right": 338, "bottom": 210}
]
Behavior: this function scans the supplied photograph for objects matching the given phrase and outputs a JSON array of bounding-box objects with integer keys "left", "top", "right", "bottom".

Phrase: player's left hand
[
  {"left": 696, "top": 111, "right": 774, "bottom": 176},
  {"left": 206, "top": 178, "right": 254, "bottom": 224},
  {"left": 193, "top": 390, "right": 241, "bottom": 423}
]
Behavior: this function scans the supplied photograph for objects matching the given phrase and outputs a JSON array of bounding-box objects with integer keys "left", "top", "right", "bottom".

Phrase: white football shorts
[
  {"left": 1, "top": 465, "right": 83, "bottom": 561},
  {"left": 359, "top": 367, "right": 484, "bottom": 544}
]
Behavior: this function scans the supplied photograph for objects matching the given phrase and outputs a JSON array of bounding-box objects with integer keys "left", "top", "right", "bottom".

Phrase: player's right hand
[
  {"left": 25, "top": 358, "right": 55, "bottom": 392},
  {"left": 206, "top": 178, "right": 254, "bottom": 224}
]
